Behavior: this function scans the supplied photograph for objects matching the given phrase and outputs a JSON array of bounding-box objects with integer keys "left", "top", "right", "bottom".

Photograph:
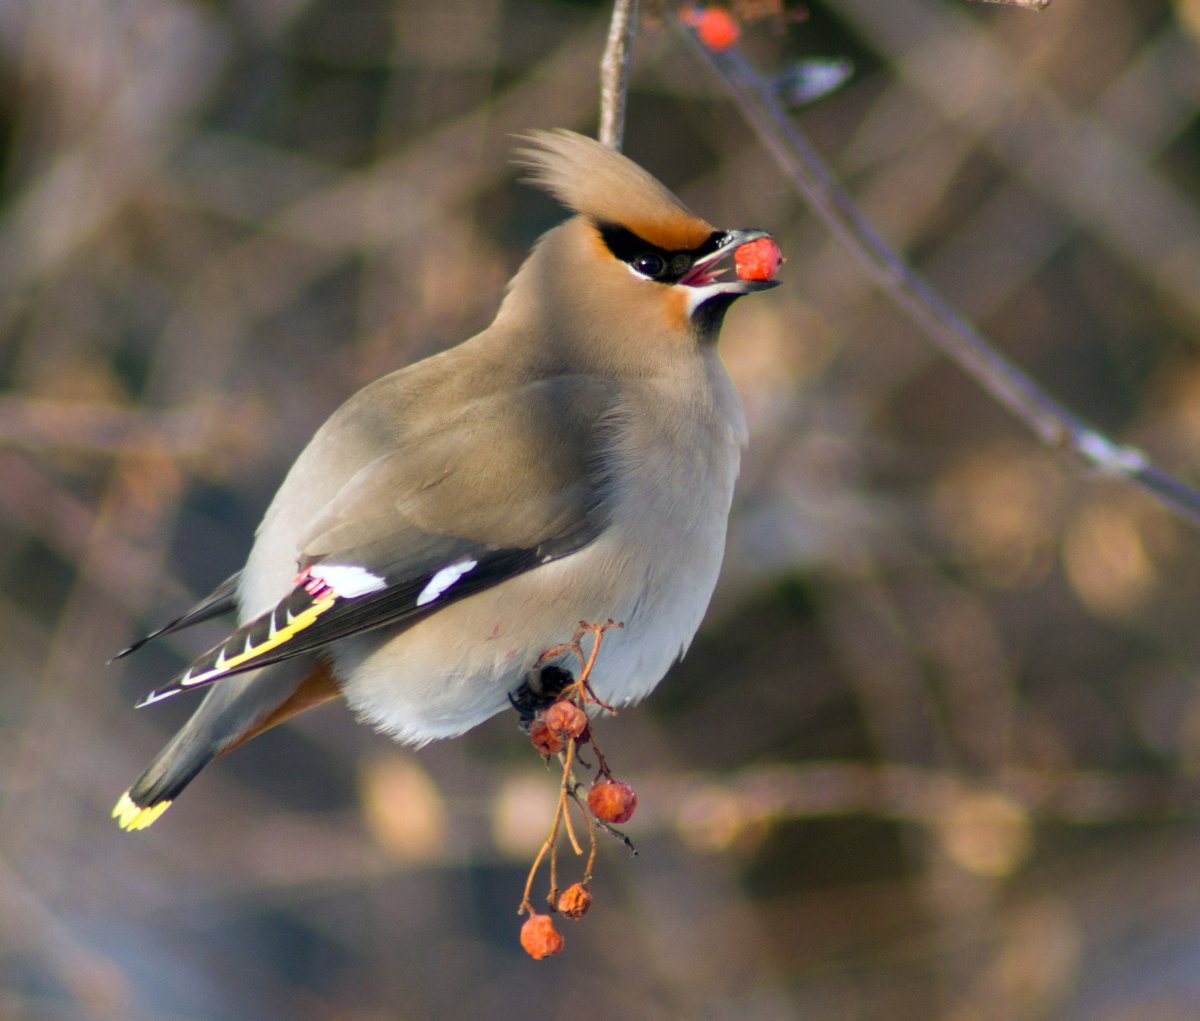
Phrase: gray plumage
[{"left": 113, "top": 129, "right": 778, "bottom": 829}]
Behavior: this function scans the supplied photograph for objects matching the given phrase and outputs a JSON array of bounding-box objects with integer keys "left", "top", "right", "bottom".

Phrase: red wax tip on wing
[
  {"left": 734, "top": 237, "right": 783, "bottom": 282},
  {"left": 682, "top": 6, "right": 741, "bottom": 52}
]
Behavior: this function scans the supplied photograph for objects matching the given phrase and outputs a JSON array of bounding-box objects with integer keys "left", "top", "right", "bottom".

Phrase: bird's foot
[{"left": 510, "top": 664, "right": 575, "bottom": 729}]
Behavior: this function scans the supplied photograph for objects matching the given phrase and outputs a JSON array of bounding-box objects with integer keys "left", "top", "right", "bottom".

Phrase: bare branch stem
[
  {"left": 599, "top": 0, "right": 639, "bottom": 150},
  {"left": 673, "top": 15, "right": 1200, "bottom": 528},
  {"left": 969, "top": 0, "right": 1052, "bottom": 9}
]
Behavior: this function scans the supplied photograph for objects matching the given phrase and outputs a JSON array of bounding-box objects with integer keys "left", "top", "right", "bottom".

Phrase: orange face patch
[{"left": 664, "top": 286, "right": 692, "bottom": 332}]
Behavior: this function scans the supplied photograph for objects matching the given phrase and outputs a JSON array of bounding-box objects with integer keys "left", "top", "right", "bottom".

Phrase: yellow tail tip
[{"left": 112, "top": 791, "right": 172, "bottom": 831}]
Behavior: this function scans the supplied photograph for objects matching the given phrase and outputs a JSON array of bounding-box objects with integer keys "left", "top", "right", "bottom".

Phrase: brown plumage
[
  {"left": 112, "top": 130, "right": 779, "bottom": 830},
  {"left": 516, "top": 128, "right": 714, "bottom": 250}
]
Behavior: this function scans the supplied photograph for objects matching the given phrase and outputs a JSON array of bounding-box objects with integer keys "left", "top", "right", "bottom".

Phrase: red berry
[
  {"left": 528, "top": 719, "right": 563, "bottom": 756},
  {"left": 520, "top": 912, "right": 564, "bottom": 959},
  {"left": 542, "top": 699, "right": 588, "bottom": 740},
  {"left": 684, "top": 6, "right": 741, "bottom": 52},
  {"left": 557, "top": 883, "right": 592, "bottom": 920},
  {"left": 587, "top": 780, "right": 638, "bottom": 825},
  {"left": 734, "top": 237, "right": 783, "bottom": 282}
]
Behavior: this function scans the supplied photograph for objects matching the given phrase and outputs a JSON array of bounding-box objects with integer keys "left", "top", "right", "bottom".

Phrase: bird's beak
[{"left": 677, "top": 229, "right": 781, "bottom": 314}]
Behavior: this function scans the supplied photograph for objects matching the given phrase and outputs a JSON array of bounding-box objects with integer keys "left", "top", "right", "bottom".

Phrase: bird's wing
[
  {"left": 111, "top": 572, "right": 242, "bottom": 661},
  {"left": 134, "top": 376, "right": 618, "bottom": 708}
]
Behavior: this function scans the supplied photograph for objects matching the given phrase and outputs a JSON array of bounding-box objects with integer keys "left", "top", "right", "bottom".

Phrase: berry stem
[
  {"left": 519, "top": 728, "right": 580, "bottom": 914},
  {"left": 517, "top": 618, "right": 631, "bottom": 923}
]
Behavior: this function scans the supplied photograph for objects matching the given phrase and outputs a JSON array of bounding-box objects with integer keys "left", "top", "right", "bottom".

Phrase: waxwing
[{"left": 113, "top": 129, "right": 779, "bottom": 830}]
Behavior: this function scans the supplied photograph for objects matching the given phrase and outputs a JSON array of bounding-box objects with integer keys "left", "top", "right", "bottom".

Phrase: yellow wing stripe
[{"left": 182, "top": 594, "right": 338, "bottom": 687}]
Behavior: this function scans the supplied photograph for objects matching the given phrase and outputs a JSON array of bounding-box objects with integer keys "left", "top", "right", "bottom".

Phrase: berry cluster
[
  {"left": 516, "top": 621, "right": 639, "bottom": 960},
  {"left": 681, "top": 3, "right": 811, "bottom": 54},
  {"left": 682, "top": 5, "right": 741, "bottom": 51}
]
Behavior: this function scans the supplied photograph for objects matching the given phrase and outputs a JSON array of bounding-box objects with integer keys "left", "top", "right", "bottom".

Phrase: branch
[
  {"left": 969, "top": 0, "right": 1052, "bottom": 9},
  {"left": 599, "top": 0, "right": 639, "bottom": 150},
  {"left": 0, "top": 397, "right": 250, "bottom": 458},
  {"left": 672, "top": 14, "right": 1200, "bottom": 529}
]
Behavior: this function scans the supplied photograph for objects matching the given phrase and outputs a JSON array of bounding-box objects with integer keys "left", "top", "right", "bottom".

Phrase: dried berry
[
  {"left": 529, "top": 719, "right": 564, "bottom": 756},
  {"left": 683, "top": 6, "right": 741, "bottom": 52},
  {"left": 734, "top": 237, "right": 783, "bottom": 282},
  {"left": 587, "top": 779, "right": 638, "bottom": 825},
  {"left": 520, "top": 912, "right": 564, "bottom": 959},
  {"left": 542, "top": 699, "right": 588, "bottom": 740},
  {"left": 557, "top": 882, "right": 593, "bottom": 920}
]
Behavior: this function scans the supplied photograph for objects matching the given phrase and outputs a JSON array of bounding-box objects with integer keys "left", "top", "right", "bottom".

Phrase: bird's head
[{"left": 508, "top": 129, "right": 779, "bottom": 358}]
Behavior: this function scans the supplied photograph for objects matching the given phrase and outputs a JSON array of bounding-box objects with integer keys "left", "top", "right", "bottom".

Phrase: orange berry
[
  {"left": 734, "top": 237, "right": 783, "bottom": 282},
  {"left": 557, "top": 883, "right": 593, "bottom": 920},
  {"left": 587, "top": 779, "right": 638, "bottom": 825},
  {"left": 542, "top": 699, "right": 588, "bottom": 739},
  {"left": 683, "top": 6, "right": 741, "bottom": 52},
  {"left": 520, "top": 912, "right": 564, "bottom": 959},
  {"left": 528, "top": 719, "right": 563, "bottom": 755}
]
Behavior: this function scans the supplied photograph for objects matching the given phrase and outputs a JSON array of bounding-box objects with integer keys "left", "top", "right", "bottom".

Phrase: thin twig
[
  {"left": 517, "top": 621, "right": 622, "bottom": 915},
  {"left": 969, "top": 0, "right": 1052, "bottom": 9},
  {"left": 581, "top": 804, "right": 599, "bottom": 880},
  {"left": 0, "top": 397, "right": 252, "bottom": 458},
  {"left": 561, "top": 783, "right": 584, "bottom": 856},
  {"left": 519, "top": 734, "right": 577, "bottom": 914},
  {"left": 599, "top": 0, "right": 639, "bottom": 150},
  {"left": 672, "top": 14, "right": 1200, "bottom": 528}
]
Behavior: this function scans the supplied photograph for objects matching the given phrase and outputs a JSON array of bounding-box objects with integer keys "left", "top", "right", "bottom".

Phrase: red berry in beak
[{"left": 734, "top": 237, "right": 783, "bottom": 282}]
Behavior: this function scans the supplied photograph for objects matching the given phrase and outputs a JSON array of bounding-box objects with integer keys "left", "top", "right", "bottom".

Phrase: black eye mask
[{"left": 596, "top": 222, "right": 728, "bottom": 284}]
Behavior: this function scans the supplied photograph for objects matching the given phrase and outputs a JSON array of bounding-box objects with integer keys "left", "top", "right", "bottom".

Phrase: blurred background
[{"left": 5, "top": 0, "right": 1200, "bottom": 1017}]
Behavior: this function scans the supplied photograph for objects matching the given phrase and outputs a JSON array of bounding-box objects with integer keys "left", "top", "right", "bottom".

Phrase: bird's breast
[{"left": 334, "top": 376, "right": 745, "bottom": 745}]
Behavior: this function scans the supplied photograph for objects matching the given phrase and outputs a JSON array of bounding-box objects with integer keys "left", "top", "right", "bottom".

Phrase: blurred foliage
[{"left": 5, "top": 0, "right": 1200, "bottom": 1018}]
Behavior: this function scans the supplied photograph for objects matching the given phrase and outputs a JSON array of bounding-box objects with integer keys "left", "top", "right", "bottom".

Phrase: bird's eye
[{"left": 631, "top": 253, "right": 667, "bottom": 278}]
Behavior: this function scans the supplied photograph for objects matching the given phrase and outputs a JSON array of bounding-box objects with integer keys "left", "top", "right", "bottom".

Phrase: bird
[{"left": 111, "top": 128, "right": 780, "bottom": 831}]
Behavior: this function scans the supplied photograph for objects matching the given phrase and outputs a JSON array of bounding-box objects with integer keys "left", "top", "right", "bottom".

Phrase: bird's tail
[
  {"left": 112, "top": 724, "right": 216, "bottom": 830},
  {"left": 113, "top": 659, "right": 340, "bottom": 830}
]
